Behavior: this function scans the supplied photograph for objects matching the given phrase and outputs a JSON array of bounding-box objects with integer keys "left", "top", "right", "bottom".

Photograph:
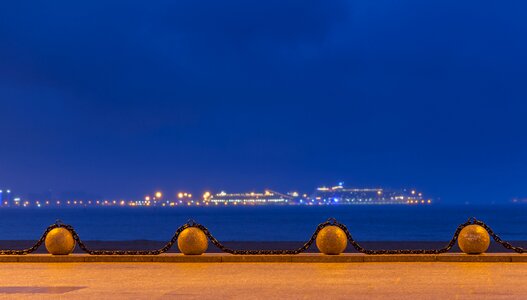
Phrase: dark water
[{"left": 0, "top": 205, "right": 525, "bottom": 241}]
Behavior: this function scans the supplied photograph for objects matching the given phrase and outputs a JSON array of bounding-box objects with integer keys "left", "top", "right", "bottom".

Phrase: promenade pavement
[{"left": 0, "top": 261, "right": 526, "bottom": 299}]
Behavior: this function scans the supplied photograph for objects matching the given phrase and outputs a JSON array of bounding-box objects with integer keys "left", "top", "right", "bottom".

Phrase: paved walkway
[{"left": 0, "top": 262, "right": 526, "bottom": 299}]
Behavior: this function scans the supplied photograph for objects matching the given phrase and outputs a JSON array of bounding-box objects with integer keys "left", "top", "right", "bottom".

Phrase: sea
[{"left": 0, "top": 204, "right": 526, "bottom": 242}]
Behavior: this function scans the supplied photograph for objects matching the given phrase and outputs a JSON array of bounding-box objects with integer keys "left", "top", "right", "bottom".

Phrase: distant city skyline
[
  {"left": 1, "top": 182, "right": 432, "bottom": 207},
  {"left": 1, "top": 1, "right": 526, "bottom": 204},
  {"left": 1, "top": 182, "right": 425, "bottom": 199},
  {"left": 1, "top": 178, "right": 523, "bottom": 204}
]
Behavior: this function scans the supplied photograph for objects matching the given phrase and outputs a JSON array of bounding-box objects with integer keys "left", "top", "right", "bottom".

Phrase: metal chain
[
  {"left": 66, "top": 223, "right": 191, "bottom": 255},
  {"left": 473, "top": 219, "right": 525, "bottom": 254},
  {"left": 0, "top": 223, "right": 59, "bottom": 255},
  {"left": 337, "top": 218, "right": 471, "bottom": 255},
  {"left": 0, "top": 218, "right": 524, "bottom": 255},
  {"left": 196, "top": 221, "right": 327, "bottom": 255}
]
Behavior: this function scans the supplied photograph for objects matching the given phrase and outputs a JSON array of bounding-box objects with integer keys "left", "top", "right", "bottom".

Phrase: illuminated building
[
  {"left": 311, "top": 183, "right": 431, "bottom": 205},
  {"left": 206, "top": 190, "right": 292, "bottom": 205}
]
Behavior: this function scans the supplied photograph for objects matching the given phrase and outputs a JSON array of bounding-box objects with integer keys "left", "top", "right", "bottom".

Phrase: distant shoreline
[{"left": 1, "top": 203, "right": 526, "bottom": 210}]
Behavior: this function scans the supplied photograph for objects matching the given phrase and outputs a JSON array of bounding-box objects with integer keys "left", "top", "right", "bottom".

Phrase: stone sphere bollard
[
  {"left": 458, "top": 224, "right": 490, "bottom": 254},
  {"left": 178, "top": 227, "right": 208, "bottom": 255},
  {"left": 316, "top": 225, "right": 348, "bottom": 255},
  {"left": 45, "top": 228, "right": 76, "bottom": 255}
]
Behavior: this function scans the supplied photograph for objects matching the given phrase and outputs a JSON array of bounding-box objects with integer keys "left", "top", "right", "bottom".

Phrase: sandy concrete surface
[{"left": 0, "top": 262, "right": 526, "bottom": 299}]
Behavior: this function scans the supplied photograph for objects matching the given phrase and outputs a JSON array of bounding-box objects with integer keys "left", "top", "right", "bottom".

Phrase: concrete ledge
[
  {"left": 436, "top": 254, "right": 513, "bottom": 263},
  {"left": 0, "top": 253, "right": 525, "bottom": 263},
  {"left": 363, "top": 254, "right": 437, "bottom": 262}
]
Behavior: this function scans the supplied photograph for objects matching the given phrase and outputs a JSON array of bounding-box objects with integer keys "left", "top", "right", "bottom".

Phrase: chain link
[{"left": 0, "top": 218, "right": 524, "bottom": 255}]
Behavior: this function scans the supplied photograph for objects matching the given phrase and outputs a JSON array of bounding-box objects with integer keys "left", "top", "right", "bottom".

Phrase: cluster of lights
[
  {"left": 0, "top": 185, "right": 435, "bottom": 208},
  {"left": 311, "top": 185, "right": 431, "bottom": 205},
  {"left": 0, "top": 199, "right": 134, "bottom": 208},
  {"left": 178, "top": 192, "right": 193, "bottom": 199},
  {"left": 205, "top": 190, "right": 292, "bottom": 205},
  {"left": 407, "top": 199, "right": 432, "bottom": 204}
]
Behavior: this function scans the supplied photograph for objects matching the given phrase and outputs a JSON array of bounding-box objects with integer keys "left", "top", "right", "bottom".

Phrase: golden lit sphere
[
  {"left": 458, "top": 225, "right": 490, "bottom": 254},
  {"left": 178, "top": 227, "right": 208, "bottom": 255},
  {"left": 316, "top": 225, "right": 348, "bottom": 255},
  {"left": 45, "top": 228, "right": 76, "bottom": 255}
]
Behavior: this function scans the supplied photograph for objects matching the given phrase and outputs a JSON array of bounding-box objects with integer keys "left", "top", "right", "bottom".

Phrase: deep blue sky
[{"left": 1, "top": 1, "right": 526, "bottom": 202}]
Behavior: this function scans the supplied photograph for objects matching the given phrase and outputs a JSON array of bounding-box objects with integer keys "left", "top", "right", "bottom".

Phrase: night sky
[{"left": 1, "top": 1, "right": 526, "bottom": 203}]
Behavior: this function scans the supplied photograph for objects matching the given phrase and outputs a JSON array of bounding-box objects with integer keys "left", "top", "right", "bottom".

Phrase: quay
[{"left": 0, "top": 260, "right": 526, "bottom": 299}]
